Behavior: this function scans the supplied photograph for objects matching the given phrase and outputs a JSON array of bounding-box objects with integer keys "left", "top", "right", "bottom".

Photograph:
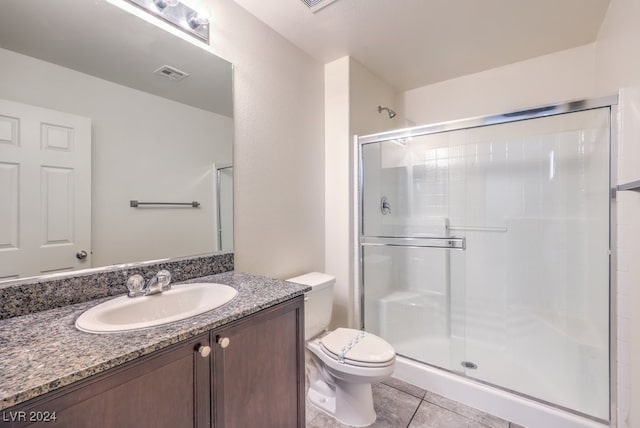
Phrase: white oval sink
[{"left": 75, "top": 283, "right": 238, "bottom": 334}]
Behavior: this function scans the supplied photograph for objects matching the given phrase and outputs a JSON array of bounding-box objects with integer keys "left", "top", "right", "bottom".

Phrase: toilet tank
[{"left": 287, "top": 272, "right": 335, "bottom": 339}]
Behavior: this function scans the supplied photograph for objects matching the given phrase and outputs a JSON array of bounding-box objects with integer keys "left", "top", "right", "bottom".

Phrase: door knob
[
  {"left": 197, "top": 345, "right": 211, "bottom": 358},
  {"left": 217, "top": 336, "right": 230, "bottom": 348},
  {"left": 76, "top": 250, "right": 88, "bottom": 260}
]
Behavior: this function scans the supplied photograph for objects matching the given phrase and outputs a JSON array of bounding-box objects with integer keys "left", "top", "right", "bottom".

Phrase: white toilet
[{"left": 287, "top": 272, "right": 395, "bottom": 427}]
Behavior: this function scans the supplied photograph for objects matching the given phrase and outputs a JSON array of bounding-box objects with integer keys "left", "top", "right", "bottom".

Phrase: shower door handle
[{"left": 360, "top": 236, "right": 466, "bottom": 250}]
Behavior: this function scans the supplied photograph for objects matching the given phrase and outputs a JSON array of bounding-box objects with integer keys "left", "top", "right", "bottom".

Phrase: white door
[{"left": 0, "top": 99, "right": 91, "bottom": 280}]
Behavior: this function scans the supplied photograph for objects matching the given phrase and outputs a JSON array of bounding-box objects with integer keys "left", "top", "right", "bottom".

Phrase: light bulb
[
  {"left": 187, "top": 12, "right": 209, "bottom": 29},
  {"left": 153, "top": 0, "right": 179, "bottom": 10}
]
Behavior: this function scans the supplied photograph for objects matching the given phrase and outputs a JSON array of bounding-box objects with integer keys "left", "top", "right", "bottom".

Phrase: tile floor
[{"left": 306, "top": 377, "right": 525, "bottom": 428}]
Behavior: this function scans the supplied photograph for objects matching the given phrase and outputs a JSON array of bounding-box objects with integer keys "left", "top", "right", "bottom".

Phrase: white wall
[
  {"left": 593, "top": 1, "right": 640, "bottom": 426},
  {"left": 0, "top": 47, "right": 232, "bottom": 267},
  {"left": 325, "top": 57, "right": 351, "bottom": 328},
  {"left": 398, "top": 44, "right": 597, "bottom": 126},
  {"left": 324, "top": 57, "right": 397, "bottom": 328},
  {"left": 208, "top": 0, "right": 326, "bottom": 279},
  {"left": 349, "top": 60, "right": 399, "bottom": 136}
]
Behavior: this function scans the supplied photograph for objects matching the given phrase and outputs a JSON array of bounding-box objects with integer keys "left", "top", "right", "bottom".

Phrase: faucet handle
[
  {"left": 157, "top": 270, "right": 172, "bottom": 291},
  {"left": 126, "top": 274, "right": 145, "bottom": 297}
]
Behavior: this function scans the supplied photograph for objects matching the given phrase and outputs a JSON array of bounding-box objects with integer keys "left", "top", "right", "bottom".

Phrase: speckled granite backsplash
[{"left": 0, "top": 253, "right": 233, "bottom": 320}]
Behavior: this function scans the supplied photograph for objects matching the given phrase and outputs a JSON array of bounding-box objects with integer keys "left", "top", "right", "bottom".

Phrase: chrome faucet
[{"left": 126, "top": 270, "right": 172, "bottom": 298}]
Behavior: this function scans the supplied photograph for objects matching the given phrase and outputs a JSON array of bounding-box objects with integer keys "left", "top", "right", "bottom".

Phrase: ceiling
[
  {"left": 0, "top": 0, "right": 233, "bottom": 117},
  {"left": 233, "top": 0, "right": 611, "bottom": 91}
]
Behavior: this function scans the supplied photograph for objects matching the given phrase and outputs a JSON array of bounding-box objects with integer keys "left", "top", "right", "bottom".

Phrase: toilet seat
[{"left": 319, "top": 328, "right": 395, "bottom": 368}]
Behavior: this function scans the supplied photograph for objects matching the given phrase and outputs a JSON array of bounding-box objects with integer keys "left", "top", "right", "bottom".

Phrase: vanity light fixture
[{"left": 125, "top": 0, "right": 209, "bottom": 43}]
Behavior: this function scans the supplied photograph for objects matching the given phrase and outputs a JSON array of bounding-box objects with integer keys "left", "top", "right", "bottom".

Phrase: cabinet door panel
[
  {"left": 213, "top": 297, "right": 304, "bottom": 428},
  {"left": 4, "top": 334, "right": 210, "bottom": 428}
]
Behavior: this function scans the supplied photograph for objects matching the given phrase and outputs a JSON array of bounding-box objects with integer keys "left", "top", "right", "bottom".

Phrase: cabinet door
[
  {"left": 3, "top": 334, "right": 211, "bottom": 428},
  {"left": 212, "top": 296, "right": 305, "bottom": 428}
]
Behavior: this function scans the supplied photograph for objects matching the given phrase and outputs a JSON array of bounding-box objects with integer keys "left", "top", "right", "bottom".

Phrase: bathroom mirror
[{"left": 0, "top": 0, "right": 233, "bottom": 282}]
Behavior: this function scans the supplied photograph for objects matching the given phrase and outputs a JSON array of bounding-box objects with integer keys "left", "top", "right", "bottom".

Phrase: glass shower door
[
  {"left": 456, "top": 108, "right": 611, "bottom": 420},
  {"left": 359, "top": 105, "right": 611, "bottom": 421},
  {"left": 216, "top": 165, "right": 233, "bottom": 252},
  {"left": 360, "top": 132, "right": 468, "bottom": 374}
]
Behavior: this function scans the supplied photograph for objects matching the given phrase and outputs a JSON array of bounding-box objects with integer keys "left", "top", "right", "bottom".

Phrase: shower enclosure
[
  {"left": 357, "top": 99, "right": 614, "bottom": 423},
  {"left": 215, "top": 164, "right": 233, "bottom": 252}
]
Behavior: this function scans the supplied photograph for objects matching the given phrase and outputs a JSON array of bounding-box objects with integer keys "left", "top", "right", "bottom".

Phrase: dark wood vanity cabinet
[{"left": 2, "top": 296, "right": 305, "bottom": 428}]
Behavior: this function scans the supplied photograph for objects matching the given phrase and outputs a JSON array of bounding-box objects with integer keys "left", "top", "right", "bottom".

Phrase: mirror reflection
[{"left": 0, "top": 0, "right": 233, "bottom": 282}]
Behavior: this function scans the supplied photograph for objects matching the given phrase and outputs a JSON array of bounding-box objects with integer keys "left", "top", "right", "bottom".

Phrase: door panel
[
  {"left": 360, "top": 135, "right": 467, "bottom": 374},
  {"left": 212, "top": 297, "right": 304, "bottom": 428},
  {"left": 0, "top": 162, "right": 19, "bottom": 251},
  {"left": 457, "top": 108, "right": 611, "bottom": 420},
  {"left": 5, "top": 334, "right": 210, "bottom": 428},
  {"left": 0, "top": 99, "right": 91, "bottom": 279},
  {"left": 362, "top": 244, "right": 466, "bottom": 373}
]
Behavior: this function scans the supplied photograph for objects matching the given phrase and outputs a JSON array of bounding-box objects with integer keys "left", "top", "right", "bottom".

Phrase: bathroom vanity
[{"left": 0, "top": 272, "right": 308, "bottom": 428}]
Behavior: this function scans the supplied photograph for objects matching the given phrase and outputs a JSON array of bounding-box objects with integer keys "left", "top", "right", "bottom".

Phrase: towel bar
[{"left": 130, "top": 200, "right": 200, "bottom": 207}]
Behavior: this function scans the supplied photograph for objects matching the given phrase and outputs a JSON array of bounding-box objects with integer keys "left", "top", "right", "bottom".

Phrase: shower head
[{"left": 378, "top": 105, "right": 397, "bottom": 119}]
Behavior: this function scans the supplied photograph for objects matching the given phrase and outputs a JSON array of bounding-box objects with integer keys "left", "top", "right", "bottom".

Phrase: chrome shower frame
[
  {"left": 353, "top": 95, "right": 619, "bottom": 425},
  {"left": 215, "top": 164, "right": 233, "bottom": 252}
]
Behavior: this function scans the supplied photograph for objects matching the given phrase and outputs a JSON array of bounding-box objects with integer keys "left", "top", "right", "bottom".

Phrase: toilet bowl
[
  {"left": 287, "top": 273, "right": 396, "bottom": 427},
  {"left": 307, "top": 328, "right": 395, "bottom": 426}
]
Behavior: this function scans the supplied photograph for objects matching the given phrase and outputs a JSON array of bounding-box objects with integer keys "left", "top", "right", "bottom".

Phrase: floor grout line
[
  {"left": 381, "top": 381, "right": 427, "bottom": 400},
  {"left": 405, "top": 399, "right": 423, "bottom": 427},
  {"left": 415, "top": 397, "right": 506, "bottom": 428}
]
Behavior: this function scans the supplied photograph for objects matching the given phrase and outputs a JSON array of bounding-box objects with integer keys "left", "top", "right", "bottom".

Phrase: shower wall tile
[
  {"left": 618, "top": 315, "right": 629, "bottom": 345},
  {"left": 615, "top": 187, "right": 640, "bottom": 427},
  {"left": 617, "top": 273, "right": 631, "bottom": 319},
  {"left": 617, "top": 249, "right": 629, "bottom": 273},
  {"left": 618, "top": 340, "right": 630, "bottom": 387},
  {"left": 618, "top": 87, "right": 640, "bottom": 184},
  {"left": 618, "top": 385, "right": 630, "bottom": 428}
]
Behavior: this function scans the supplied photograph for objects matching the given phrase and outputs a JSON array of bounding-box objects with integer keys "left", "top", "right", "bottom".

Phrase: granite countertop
[{"left": 0, "top": 272, "right": 309, "bottom": 410}]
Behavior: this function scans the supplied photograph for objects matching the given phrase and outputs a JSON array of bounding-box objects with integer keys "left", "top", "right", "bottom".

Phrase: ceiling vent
[
  {"left": 154, "top": 65, "right": 189, "bottom": 81},
  {"left": 300, "top": 0, "right": 338, "bottom": 13}
]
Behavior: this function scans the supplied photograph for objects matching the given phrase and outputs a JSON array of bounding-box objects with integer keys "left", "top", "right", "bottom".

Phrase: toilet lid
[{"left": 319, "top": 328, "right": 395, "bottom": 367}]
